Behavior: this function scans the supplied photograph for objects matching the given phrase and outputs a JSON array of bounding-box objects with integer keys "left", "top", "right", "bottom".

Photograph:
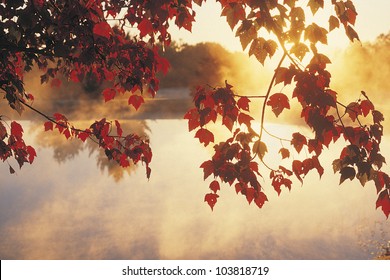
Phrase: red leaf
[
  {"left": 26, "top": 146, "right": 36, "bottom": 164},
  {"left": 267, "top": 93, "right": 290, "bottom": 117},
  {"left": 279, "top": 148, "right": 290, "bottom": 159},
  {"left": 237, "top": 97, "right": 250, "bottom": 111},
  {"left": 254, "top": 192, "right": 268, "bottom": 208},
  {"left": 291, "top": 132, "right": 307, "bottom": 153},
  {"left": 376, "top": 190, "right": 390, "bottom": 218},
  {"left": 204, "top": 193, "right": 219, "bottom": 210},
  {"left": 138, "top": 18, "right": 154, "bottom": 37},
  {"left": 245, "top": 187, "right": 255, "bottom": 204},
  {"left": 292, "top": 160, "right": 304, "bottom": 184},
  {"left": 77, "top": 130, "right": 90, "bottom": 142},
  {"left": 44, "top": 121, "right": 53, "bottom": 131},
  {"left": 195, "top": 128, "right": 214, "bottom": 146},
  {"left": 360, "top": 100, "right": 374, "bottom": 117},
  {"left": 93, "top": 21, "right": 112, "bottom": 39},
  {"left": 119, "top": 154, "right": 130, "bottom": 168},
  {"left": 114, "top": 120, "right": 123, "bottom": 137},
  {"left": 128, "top": 95, "right": 145, "bottom": 110},
  {"left": 200, "top": 160, "right": 214, "bottom": 180},
  {"left": 11, "top": 121, "right": 23, "bottom": 138},
  {"left": 102, "top": 88, "right": 116, "bottom": 102},
  {"left": 184, "top": 108, "right": 200, "bottom": 131},
  {"left": 237, "top": 112, "right": 253, "bottom": 127},
  {"left": 209, "top": 180, "right": 220, "bottom": 193}
]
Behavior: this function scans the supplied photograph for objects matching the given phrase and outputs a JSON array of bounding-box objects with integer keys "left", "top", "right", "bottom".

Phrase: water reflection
[{"left": 0, "top": 119, "right": 389, "bottom": 260}]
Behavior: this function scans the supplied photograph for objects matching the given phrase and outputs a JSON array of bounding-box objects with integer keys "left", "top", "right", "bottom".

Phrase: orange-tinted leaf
[
  {"left": 307, "top": 0, "right": 324, "bottom": 15},
  {"left": 267, "top": 93, "right": 290, "bottom": 117},
  {"left": 195, "top": 128, "right": 214, "bottom": 146},
  {"left": 346, "top": 25, "right": 359, "bottom": 42},
  {"left": 329, "top": 15, "right": 340, "bottom": 31},
  {"left": 204, "top": 193, "right": 219, "bottom": 210},
  {"left": 279, "top": 148, "right": 290, "bottom": 159},
  {"left": 253, "top": 140, "right": 267, "bottom": 160},
  {"left": 128, "top": 95, "right": 145, "bottom": 110},
  {"left": 93, "top": 21, "right": 111, "bottom": 39}
]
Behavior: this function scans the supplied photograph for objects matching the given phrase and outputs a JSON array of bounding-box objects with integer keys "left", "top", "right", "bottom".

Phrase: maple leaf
[
  {"left": 253, "top": 140, "right": 267, "bottom": 160},
  {"left": 209, "top": 180, "right": 220, "bottom": 193},
  {"left": 184, "top": 108, "right": 200, "bottom": 131},
  {"left": 254, "top": 191, "right": 268, "bottom": 208},
  {"left": 44, "top": 121, "right": 53, "bottom": 131},
  {"left": 291, "top": 132, "right": 307, "bottom": 153},
  {"left": 267, "top": 93, "right": 290, "bottom": 117},
  {"left": 204, "top": 193, "right": 219, "bottom": 210},
  {"left": 114, "top": 120, "right": 123, "bottom": 137},
  {"left": 329, "top": 15, "right": 340, "bottom": 31},
  {"left": 138, "top": 18, "right": 154, "bottom": 38},
  {"left": 237, "top": 96, "right": 250, "bottom": 111},
  {"left": 237, "top": 112, "right": 253, "bottom": 127},
  {"left": 26, "top": 146, "right": 36, "bottom": 164},
  {"left": 102, "top": 88, "right": 116, "bottom": 102},
  {"left": 346, "top": 25, "right": 359, "bottom": 42},
  {"left": 376, "top": 190, "right": 390, "bottom": 219},
  {"left": 11, "top": 121, "right": 23, "bottom": 138},
  {"left": 93, "top": 21, "right": 112, "bottom": 40},
  {"left": 221, "top": 3, "right": 246, "bottom": 30},
  {"left": 307, "top": 0, "right": 324, "bottom": 15},
  {"left": 77, "top": 130, "right": 90, "bottom": 142},
  {"left": 119, "top": 154, "right": 130, "bottom": 168},
  {"left": 279, "top": 148, "right": 290, "bottom": 159},
  {"left": 339, "top": 166, "right": 356, "bottom": 184},
  {"left": 128, "top": 95, "right": 145, "bottom": 110},
  {"left": 195, "top": 128, "right": 214, "bottom": 146},
  {"left": 360, "top": 100, "right": 374, "bottom": 117},
  {"left": 200, "top": 160, "right": 214, "bottom": 180}
]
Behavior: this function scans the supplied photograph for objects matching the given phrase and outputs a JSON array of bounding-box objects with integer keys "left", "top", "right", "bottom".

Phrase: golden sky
[{"left": 170, "top": 0, "right": 390, "bottom": 52}]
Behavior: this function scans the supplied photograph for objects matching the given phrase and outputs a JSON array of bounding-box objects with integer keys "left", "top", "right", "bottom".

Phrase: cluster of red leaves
[
  {"left": 0, "top": 120, "right": 36, "bottom": 173},
  {"left": 185, "top": 83, "right": 269, "bottom": 210},
  {"left": 43, "top": 116, "right": 152, "bottom": 179}
]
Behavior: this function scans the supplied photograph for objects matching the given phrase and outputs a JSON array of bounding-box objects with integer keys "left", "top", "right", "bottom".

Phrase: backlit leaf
[
  {"left": 205, "top": 193, "right": 219, "bottom": 210},
  {"left": 128, "top": 95, "right": 145, "bottom": 110},
  {"left": 267, "top": 93, "right": 290, "bottom": 117},
  {"left": 195, "top": 128, "right": 214, "bottom": 146},
  {"left": 93, "top": 21, "right": 111, "bottom": 39},
  {"left": 339, "top": 166, "right": 356, "bottom": 185}
]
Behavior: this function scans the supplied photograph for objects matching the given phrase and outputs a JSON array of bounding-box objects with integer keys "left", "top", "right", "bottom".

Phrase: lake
[{"left": 0, "top": 113, "right": 389, "bottom": 259}]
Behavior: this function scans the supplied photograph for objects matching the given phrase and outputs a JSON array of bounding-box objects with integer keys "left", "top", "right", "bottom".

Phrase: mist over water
[{"left": 1, "top": 35, "right": 390, "bottom": 260}]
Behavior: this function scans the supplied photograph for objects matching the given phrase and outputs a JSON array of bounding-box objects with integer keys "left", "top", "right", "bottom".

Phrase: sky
[{"left": 170, "top": 0, "right": 390, "bottom": 52}]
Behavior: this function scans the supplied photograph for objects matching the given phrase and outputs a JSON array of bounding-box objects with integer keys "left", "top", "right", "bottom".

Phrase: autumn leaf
[
  {"left": 204, "top": 193, "right": 219, "bottom": 210},
  {"left": 267, "top": 93, "right": 290, "bottom": 117},
  {"left": 279, "top": 148, "right": 290, "bottom": 159},
  {"left": 376, "top": 190, "right": 390, "bottom": 218},
  {"left": 114, "top": 120, "right": 123, "bottom": 137},
  {"left": 102, "top": 88, "right": 116, "bottom": 102},
  {"left": 346, "top": 25, "right": 359, "bottom": 42},
  {"left": 237, "top": 96, "right": 250, "bottom": 111},
  {"left": 138, "top": 18, "right": 154, "bottom": 37},
  {"left": 195, "top": 128, "right": 214, "bottom": 146},
  {"left": 254, "top": 191, "right": 268, "bottom": 208},
  {"left": 339, "top": 166, "right": 356, "bottom": 184},
  {"left": 237, "top": 112, "right": 253, "bottom": 127},
  {"left": 200, "top": 160, "right": 214, "bottom": 180},
  {"left": 253, "top": 140, "right": 267, "bottom": 159},
  {"left": 307, "top": 0, "right": 324, "bottom": 15},
  {"left": 26, "top": 146, "right": 36, "bottom": 164},
  {"left": 11, "top": 121, "right": 23, "bottom": 138},
  {"left": 209, "top": 180, "right": 220, "bottom": 193},
  {"left": 291, "top": 132, "right": 307, "bottom": 153},
  {"left": 44, "top": 121, "right": 53, "bottom": 131},
  {"left": 360, "top": 100, "right": 374, "bottom": 117},
  {"left": 221, "top": 3, "right": 246, "bottom": 30},
  {"left": 329, "top": 15, "right": 340, "bottom": 31},
  {"left": 93, "top": 21, "right": 112, "bottom": 39},
  {"left": 51, "top": 78, "right": 62, "bottom": 88},
  {"left": 128, "top": 95, "right": 145, "bottom": 110}
]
